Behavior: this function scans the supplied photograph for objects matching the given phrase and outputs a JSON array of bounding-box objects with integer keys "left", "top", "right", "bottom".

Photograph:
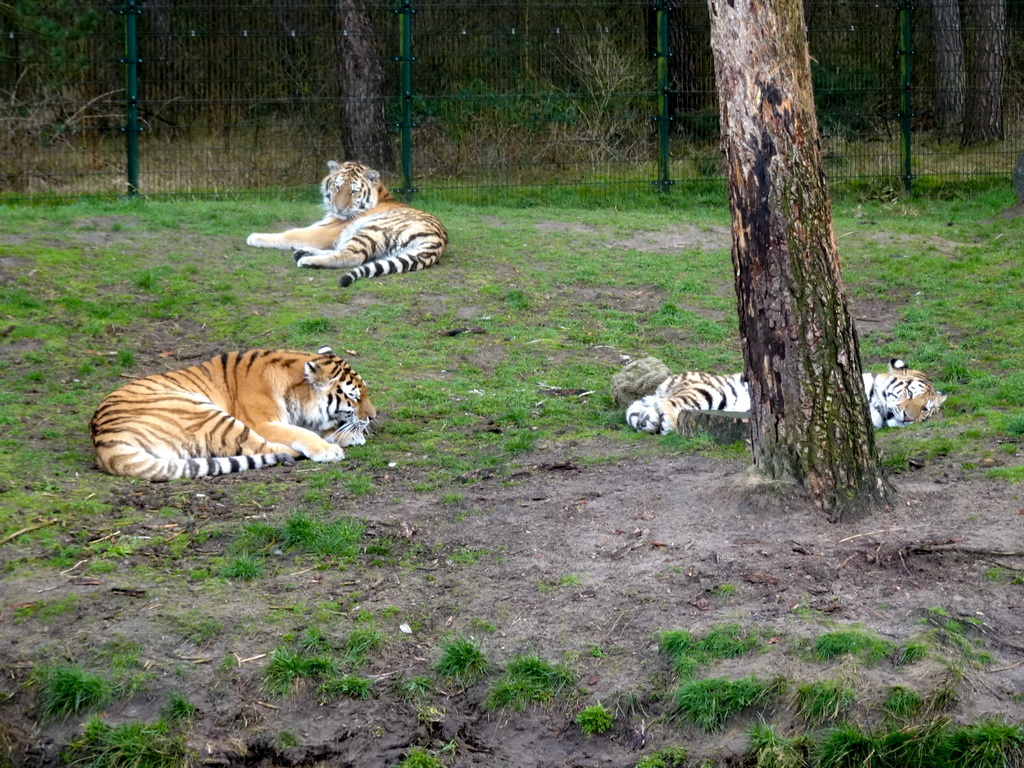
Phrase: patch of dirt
[
  {"left": 610, "top": 224, "right": 732, "bottom": 254},
  {"left": 2, "top": 442, "right": 1023, "bottom": 767}
]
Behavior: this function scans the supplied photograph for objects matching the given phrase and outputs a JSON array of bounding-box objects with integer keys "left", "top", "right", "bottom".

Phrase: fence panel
[{"left": 1, "top": 0, "right": 1021, "bottom": 199}]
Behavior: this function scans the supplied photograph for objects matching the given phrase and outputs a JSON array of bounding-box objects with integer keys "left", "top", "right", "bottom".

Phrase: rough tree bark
[
  {"left": 961, "top": 0, "right": 1006, "bottom": 145},
  {"left": 337, "top": 0, "right": 394, "bottom": 171},
  {"left": 706, "top": 0, "right": 893, "bottom": 521},
  {"left": 931, "top": 0, "right": 966, "bottom": 137}
]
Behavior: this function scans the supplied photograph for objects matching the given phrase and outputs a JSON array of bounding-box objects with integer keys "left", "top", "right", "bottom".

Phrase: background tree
[
  {"left": 705, "top": 0, "right": 893, "bottom": 521},
  {"left": 962, "top": 0, "right": 1007, "bottom": 145},
  {"left": 931, "top": 0, "right": 966, "bottom": 137},
  {"left": 337, "top": 0, "right": 394, "bottom": 171}
]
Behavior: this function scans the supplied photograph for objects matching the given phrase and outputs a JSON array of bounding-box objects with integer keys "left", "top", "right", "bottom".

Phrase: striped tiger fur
[
  {"left": 862, "top": 359, "right": 947, "bottom": 429},
  {"left": 246, "top": 160, "right": 447, "bottom": 287},
  {"left": 626, "top": 359, "right": 945, "bottom": 435},
  {"left": 90, "top": 347, "right": 375, "bottom": 481}
]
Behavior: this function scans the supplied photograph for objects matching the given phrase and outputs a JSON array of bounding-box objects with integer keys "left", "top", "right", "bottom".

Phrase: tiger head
[
  {"left": 882, "top": 392, "right": 948, "bottom": 428},
  {"left": 299, "top": 346, "right": 376, "bottom": 447},
  {"left": 321, "top": 160, "right": 383, "bottom": 220}
]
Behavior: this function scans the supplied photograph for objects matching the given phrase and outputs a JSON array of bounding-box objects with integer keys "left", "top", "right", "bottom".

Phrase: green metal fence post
[
  {"left": 897, "top": 0, "right": 914, "bottom": 193},
  {"left": 395, "top": 0, "right": 416, "bottom": 201},
  {"left": 119, "top": 0, "right": 142, "bottom": 197},
  {"left": 653, "top": 0, "right": 673, "bottom": 193}
]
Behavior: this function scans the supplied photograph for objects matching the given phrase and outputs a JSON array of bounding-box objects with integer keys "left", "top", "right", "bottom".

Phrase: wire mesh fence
[{"left": 1, "top": 0, "right": 1021, "bottom": 200}]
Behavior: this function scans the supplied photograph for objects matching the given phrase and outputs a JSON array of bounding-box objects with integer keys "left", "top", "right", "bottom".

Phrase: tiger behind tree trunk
[
  {"left": 245, "top": 160, "right": 448, "bottom": 288},
  {"left": 89, "top": 347, "right": 375, "bottom": 481},
  {"left": 626, "top": 359, "right": 946, "bottom": 435}
]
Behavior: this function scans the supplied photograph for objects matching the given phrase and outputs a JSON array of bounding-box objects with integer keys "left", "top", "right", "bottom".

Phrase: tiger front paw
[
  {"left": 305, "top": 443, "right": 346, "bottom": 463},
  {"left": 247, "top": 233, "right": 272, "bottom": 247},
  {"left": 330, "top": 432, "right": 366, "bottom": 448}
]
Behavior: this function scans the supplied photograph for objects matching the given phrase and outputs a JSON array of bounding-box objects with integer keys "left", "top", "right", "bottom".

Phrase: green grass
[
  {"left": 432, "top": 636, "right": 492, "bottom": 686},
  {"left": 882, "top": 685, "right": 923, "bottom": 723},
  {"left": 794, "top": 680, "right": 855, "bottom": 725},
  {"left": 809, "top": 718, "right": 1024, "bottom": 768},
  {"left": 61, "top": 717, "right": 193, "bottom": 768},
  {"left": 813, "top": 628, "right": 896, "bottom": 665},
  {"left": 634, "top": 746, "right": 689, "bottom": 768},
  {"left": 395, "top": 747, "right": 444, "bottom": 768},
  {"left": 343, "top": 625, "right": 386, "bottom": 668},
  {"left": 671, "top": 675, "right": 781, "bottom": 732},
  {"left": 4, "top": 191, "right": 1018, "bottom": 531},
  {"left": 484, "top": 654, "right": 577, "bottom": 712},
  {"left": 161, "top": 692, "right": 198, "bottom": 723},
  {"left": 920, "top": 606, "right": 993, "bottom": 666},
  {"left": 317, "top": 674, "right": 373, "bottom": 702},
  {"left": 746, "top": 723, "right": 813, "bottom": 768},
  {"left": 34, "top": 665, "right": 114, "bottom": 719},
  {"left": 219, "top": 553, "right": 265, "bottom": 580},
  {"left": 263, "top": 646, "right": 337, "bottom": 697},
  {"left": 575, "top": 702, "right": 614, "bottom": 735},
  {"left": 659, "top": 623, "right": 762, "bottom": 678}
]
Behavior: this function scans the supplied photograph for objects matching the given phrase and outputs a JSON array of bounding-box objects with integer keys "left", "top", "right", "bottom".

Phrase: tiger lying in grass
[
  {"left": 90, "top": 347, "right": 375, "bottom": 481},
  {"left": 626, "top": 359, "right": 946, "bottom": 435},
  {"left": 246, "top": 160, "right": 447, "bottom": 287}
]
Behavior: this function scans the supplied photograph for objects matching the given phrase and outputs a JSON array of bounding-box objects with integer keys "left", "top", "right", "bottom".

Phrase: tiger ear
[
  {"left": 366, "top": 169, "right": 380, "bottom": 184},
  {"left": 304, "top": 361, "right": 331, "bottom": 389},
  {"left": 317, "top": 346, "right": 334, "bottom": 356},
  {"left": 326, "top": 160, "right": 342, "bottom": 172},
  {"left": 889, "top": 359, "right": 907, "bottom": 373}
]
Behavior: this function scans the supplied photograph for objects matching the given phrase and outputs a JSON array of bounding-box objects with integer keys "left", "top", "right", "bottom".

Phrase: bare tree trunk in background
[
  {"left": 962, "top": 0, "right": 1006, "bottom": 145},
  {"left": 706, "top": 0, "right": 893, "bottom": 521},
  {"left": 931, "top": 0, "right": 965, "bottom": 137},
  {"left": 337, "top": 0, "right": 394, "bottom": 171}
]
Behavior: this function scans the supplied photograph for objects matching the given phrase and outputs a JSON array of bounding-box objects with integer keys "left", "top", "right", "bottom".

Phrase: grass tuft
[
  {"left": 942, "top": 718, "right": 1024, "bottom": 768},
  {"left": 795, "top": 680, "right": 855, "bottom": 725},
  {"left": 432, "top": 636, "right": 492, "bottom": 686},
  {"left": 219, "top": 553, "right": 265, "bottom": 580},
  {"left": 395, "top": 747, "right": 444, "bottom": 768},
  {"left": 746, "top": 722, "right": 813, "bottom": 768},
  {"left": 634, "top": 746, "right": 688, "bottom": 768},
  {"left": 575, "top": 702, "right": 614, "bottom": 735},
  {"left": 161, "top": 691, "right": 198, "bottom": 723},
  {"left": 813, "top": 628, "right": 896, "bottom": 665},
  {"left": 343, "top": 625, "right": 386, "bottom": 668},
  {"left": 485, "top": 654, "right": 577, "bottom": 712},
  {"left": 659, "top": 623, "right": 761, "bottom": 679},
  {"left": 263, "top": 646, "right": 336, "bottom": 697},
  {"left": 881, "top": 685, "right": 923, "bottom": 723},
  {"left": 61, "top": 716, "right": 192, "bottom": 768},
  {"left": 671, "top": 675, "right": 780, "bottom": 732},
  {"left": 35, "top": 665, "right": 113, "bottom": 719},
  {"left": 317, "top": 674, "right": 373, "bottom": 702}
]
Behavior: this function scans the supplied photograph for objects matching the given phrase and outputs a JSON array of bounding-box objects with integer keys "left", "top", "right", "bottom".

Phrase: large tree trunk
[
  {"left": 931, "top": 0, "right": 966, "bottom": 137},
  {"left": 706, "top": 0, "right": 892, "bottom": 521},
  {"left": 337, "top": 0, "right": 394, "bottom": 171},
  {"left": 962, "top": 0, "right": 1006, "bottom": 145}
]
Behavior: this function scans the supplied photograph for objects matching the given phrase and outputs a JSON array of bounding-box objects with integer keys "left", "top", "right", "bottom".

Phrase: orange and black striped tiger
[
  {"left": 246, "top": 160, "right": 448, "bottom": 287},
  {"left": 89, "top": 347, "right": 375, "bottom": 481},
  {"left": 626, "top": 359, "right": 945, "bottom": 434}
]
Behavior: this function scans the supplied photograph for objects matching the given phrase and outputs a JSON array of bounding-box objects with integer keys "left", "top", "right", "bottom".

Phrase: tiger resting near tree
[
  {"left": 90, "top": 347, "right": 375, "bottom": 481},
  {"left": 625, "top": 359, "right": 946, "bottom": 435},
  {"left": 246, "top": 160, "right": 448, "bottom": 287}
]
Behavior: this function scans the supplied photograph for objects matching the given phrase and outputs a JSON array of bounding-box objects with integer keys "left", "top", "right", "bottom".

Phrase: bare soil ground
[
  {"left": 2, "top": 214, "right": 1023, "bottom": 767},
  {"left": 3, "top": 441, "right": 1024, "bottom": 767}
]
